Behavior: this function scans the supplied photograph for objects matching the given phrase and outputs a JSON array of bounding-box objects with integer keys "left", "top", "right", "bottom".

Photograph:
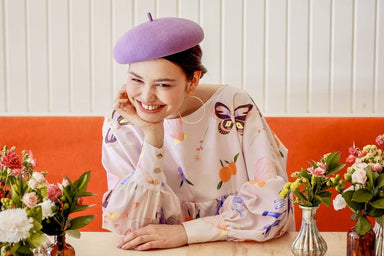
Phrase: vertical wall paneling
[
  {"left": 157, "top": 0, "right": 177, "bottom": 17},
  {"left": 5, "top": 0, "right": 28, "bottom": 112},
  {"left": 353, "top": 0, "right": 376, "bottom": 113},
  {"left": 265, "top": 0, "right": 287, "bottom": 114},
  {"left": 243, "top": 0, "right": 265, "bottom": 112},
  {"left": 376, "top": 0, "right": 384, "bottom": 113},
  {"left": 27, "top": 0, "right": 49, "bottom": 112},
  {"left": 286, "top": 0, "right": 309, "bottom": 113},
  {"left": 92, "top": 0, "right": 112, "bottom": 114},
  {"left": 200, "top": 0, "right": 221, "bottom": 84},
  {"left": 0, "top": 0, "right": 6, "bottom": 112},
  {"left": 70, "top": 0, "right": 91, "bottom": 113},
  {"left": 331, "top": 0, "right": 353, "bottom": 113},
  {"left": 1, "top": 0, "right": 384, "bottom": 116},
  {"left": 112, "top": 0, "right": 133, "bottom": 102},
  {"left": 135, "top": 0, "right": 155, "bottom": 25},
  {"left": 49, "top": 0, "right": 70, "bottom": 112},
  {"left": 222, "top": 0, "right": 243, "bottom": 88},
  {"left": 178, "top": 0, "right": 199, "bottom": 22},
  {"left": 308, "top": 0, "right": 331, "bottom": 113}
]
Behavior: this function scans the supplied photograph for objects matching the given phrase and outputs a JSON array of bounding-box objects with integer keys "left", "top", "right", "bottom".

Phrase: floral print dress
[{"left": 101, "top": 85, "right": 295, "bottom": 243}]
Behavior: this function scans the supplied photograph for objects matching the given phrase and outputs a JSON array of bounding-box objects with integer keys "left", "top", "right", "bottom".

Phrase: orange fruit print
[{"left": 217, "top": 153, "right": 239, "bottom": 190}]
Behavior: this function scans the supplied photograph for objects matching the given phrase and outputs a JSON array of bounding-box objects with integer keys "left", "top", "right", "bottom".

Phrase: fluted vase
[
  {"left": 374, "top": 216, "right": 384, "bottom": 256},
  {"left": 290, "top": 205, "right": 327, "bottom": 256}
]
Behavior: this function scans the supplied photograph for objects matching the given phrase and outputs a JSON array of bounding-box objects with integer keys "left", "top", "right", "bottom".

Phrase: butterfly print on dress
[{"left": 214, "top": 102, "right": 253, "bottom": 135}]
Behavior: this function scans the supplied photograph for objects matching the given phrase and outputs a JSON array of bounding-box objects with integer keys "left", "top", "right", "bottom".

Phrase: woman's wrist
[{"left": 143, "top": 124, "right": 164, "bottom": 148}]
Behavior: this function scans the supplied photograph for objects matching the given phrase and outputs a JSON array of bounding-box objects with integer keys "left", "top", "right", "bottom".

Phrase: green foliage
[{"left": 279, "top": 152, "right": 345, "bottom": 207}]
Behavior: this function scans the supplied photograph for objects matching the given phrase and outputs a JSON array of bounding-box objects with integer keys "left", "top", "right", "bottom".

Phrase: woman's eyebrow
[{"left": 129, "top": 71, "right": 176, "bottom": 83}]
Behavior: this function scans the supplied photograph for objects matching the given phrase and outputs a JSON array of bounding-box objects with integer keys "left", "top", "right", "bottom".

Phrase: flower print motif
[
  {"left": 184, "top": 209, "right": 200, "bottom": 222},
  {"left": 217, "top": 153, "right": 239, "bottom": 190},
  {"left": 231, "top": 196, "right": 247, "bottom": 217},
  {"left": 195, "top": 128, "right": 208, "bottom": 161},
  {"left": 178, "top": 167, "right": 194, "bottom": 187},
  {"left": 262, "top": 198, "right": 290, "bottom": 237},
  {"left": 164, "top": 119, "right": 188, "bottom": 145},
  {"left": 214, "top": 102, "right": 253, "bottom": 135},
  {"left": 216, "top": 195, "right": 228, "bottom": 215}
]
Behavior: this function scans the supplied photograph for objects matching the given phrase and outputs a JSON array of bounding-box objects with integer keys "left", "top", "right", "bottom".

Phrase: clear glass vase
[
  {"left": 290, "top": 205, "right": 327, "bottom": 256},
  {"left": 374, "top": 216, "right": 384, "bottom": 256}
]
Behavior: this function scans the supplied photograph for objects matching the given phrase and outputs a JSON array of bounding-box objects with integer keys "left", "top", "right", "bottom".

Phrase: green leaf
[
  {"left": 71, "top": 204, "right": 96, "bottom": 213},
  {"left": 366, "top": 167, "right": 374, "bottom": 188},
  {"left": 68, "top": 215, "right": 95, "bottom": 230},
  {"left": 26, "top": 233, "right": 46, "bottom": 248},
  {"left": 76, "top": 191, "right": 96, "bottom": 197},
  {"left": 342, "top": 190, "right": 365, "bottom": 211},
  {"left": 217, "top": 181, "right": 223, "bottom": 190},
  {"left": 366, "top": 206, "right": 384, "bottom": 217},
  {"left": 370, "top": 199, "right": 384, "bottom": 209},
  {"left": 234, "top": 153, "right": 239, "bottom": 163},
  {"left": 355, "top": 215, "right": 372, "bottom": 235},
  {"left": 66, "top": 229, "right": 81, "bottom": 239},
  {"left": 352, "top": 189, "right": 373, "bottom": 203},
  {"left": 376, "top": 174, "right": 384, "bottom": 189}
]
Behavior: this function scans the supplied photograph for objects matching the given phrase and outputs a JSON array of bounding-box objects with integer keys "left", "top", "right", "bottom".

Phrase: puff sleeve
[{"left": 101, "top": 115, "right": 182, "bottom": 234}]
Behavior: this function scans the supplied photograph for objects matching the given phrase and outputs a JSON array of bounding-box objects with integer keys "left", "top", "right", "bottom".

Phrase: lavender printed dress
[{"left": 102, "top": 85, "right": 294, "bottom": 244}]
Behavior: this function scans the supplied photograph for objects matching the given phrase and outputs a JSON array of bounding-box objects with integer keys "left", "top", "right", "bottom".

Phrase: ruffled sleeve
[
  {"left": 182, "top": 95, "right": 295, "bottom": 243},
  {"left": 101, "top": 115, "right": 181, "bottom": 235}
]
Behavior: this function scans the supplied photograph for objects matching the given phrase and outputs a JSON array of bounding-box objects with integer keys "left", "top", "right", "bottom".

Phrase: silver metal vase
[{"left": 290, "top": 205, "right": 327, "bottom": 256}]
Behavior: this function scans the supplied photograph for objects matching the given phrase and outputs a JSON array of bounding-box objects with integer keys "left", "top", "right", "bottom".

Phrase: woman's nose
[{"left": 141, "top": 85, "right": 156, "bottom": 101}]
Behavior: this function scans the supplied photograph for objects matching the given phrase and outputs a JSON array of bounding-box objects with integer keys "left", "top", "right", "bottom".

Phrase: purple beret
[{"left": 113, "top": 13, "right": 204, "bottom": 64}]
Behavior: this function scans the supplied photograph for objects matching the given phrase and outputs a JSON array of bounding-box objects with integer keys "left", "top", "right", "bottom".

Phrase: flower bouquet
[
  {"left": 280, "top": 152, "right": 346, "bottom": 207},
  {"left": 333, "top": 134, "right": 384, "bottom": 235},
  {"left": 280, "top": 152, "right": 346, "bottom": 256},
  {"left": 0, "top": 145, "right": 95, "bottom": 256}
]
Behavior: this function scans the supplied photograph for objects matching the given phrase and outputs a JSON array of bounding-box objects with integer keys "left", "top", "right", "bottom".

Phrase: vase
[
  {"left": 347, "top": 227, "right": 375, "bottom": 256},
  {"left": 44, "top": 235, "right": 75, "bottom": 256},
  {"left": 374, "top": 216, "right": 384, "bottom": 256},
  {"left": 290, "top": 205, "right": 327, "bottom": 256}
]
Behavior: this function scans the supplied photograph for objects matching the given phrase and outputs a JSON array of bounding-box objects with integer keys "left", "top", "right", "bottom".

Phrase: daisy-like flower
[
  {"left": 39, "top": 200, "right": 56, "bottom": 219},
  {"left": 0, "top": 208, "right": 33, "bottom": 243}
]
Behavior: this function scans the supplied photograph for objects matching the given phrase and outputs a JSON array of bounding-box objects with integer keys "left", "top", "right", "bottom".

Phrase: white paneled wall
[{"left": 0, "top": 0, "right": 383, "bottom": 116}]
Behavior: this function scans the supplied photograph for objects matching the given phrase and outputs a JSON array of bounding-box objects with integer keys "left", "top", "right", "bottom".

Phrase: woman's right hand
[{"left": 114, "top": 85, "right": 164, "bottom": 148}]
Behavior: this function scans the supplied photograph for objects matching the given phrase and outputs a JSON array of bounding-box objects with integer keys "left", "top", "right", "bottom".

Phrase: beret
[{"left": 113, "top": 13, "right": 204, "bottom": 64}]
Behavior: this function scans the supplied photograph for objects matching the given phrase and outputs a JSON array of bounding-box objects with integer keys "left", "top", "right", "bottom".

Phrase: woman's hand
[
  {"left": 114, "top": 85, "right": 164, "bottom": 148},
  {"left": 117, "top": 224, "right": 188, "bottom": 251}
]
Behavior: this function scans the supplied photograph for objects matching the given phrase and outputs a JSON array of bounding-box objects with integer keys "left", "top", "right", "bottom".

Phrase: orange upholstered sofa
[{"left": 0, "top": 116, "right": 383, "bottom": 232}]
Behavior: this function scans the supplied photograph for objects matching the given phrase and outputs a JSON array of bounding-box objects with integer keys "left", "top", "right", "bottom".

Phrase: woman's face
[{"left": 125, "top": 58, "right": 191, "bottom": 123}]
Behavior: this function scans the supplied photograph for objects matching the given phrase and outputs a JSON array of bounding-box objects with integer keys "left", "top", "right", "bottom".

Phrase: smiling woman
[{"left": 101, "top": 13, "right": 294, "bottom": 251}]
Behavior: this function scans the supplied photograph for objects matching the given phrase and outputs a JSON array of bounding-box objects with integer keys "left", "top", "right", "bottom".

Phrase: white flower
[
  {"left": 22, "top": 192, "right": 38, "bottom": 208},
  {"left": 352, "top": 168, "right": 367, "bottom": 184},
  {"left": 32, "top": 171, "right": 45, "bottom": 183},
  {"left": 0, "top": 208, "right": 33, "bottom": 243},
  {"left": 28, "top": 179, "right": 38, "bottom": 189},
  {"left": 333, "top": 194, "right": 347, "bottom": 211},
  {"left": 39, "top": 200, "right": 56, "bottom": 219},
  {"left": 62, "top": 178, "right": 69, "bottom": 187}
]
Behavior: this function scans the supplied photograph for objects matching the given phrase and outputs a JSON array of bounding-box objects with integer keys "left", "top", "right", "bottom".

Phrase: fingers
[{"left": 117, "top": 228, "right": 160, "bottom": 250}]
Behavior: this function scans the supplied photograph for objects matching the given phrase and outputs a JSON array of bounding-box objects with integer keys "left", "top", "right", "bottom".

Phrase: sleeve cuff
[{"left": 182, "top": 215, "right": 228, "bottom": 244}]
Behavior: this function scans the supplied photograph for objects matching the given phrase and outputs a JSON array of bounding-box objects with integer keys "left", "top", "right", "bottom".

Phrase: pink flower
[
  {"left": 348, "top": 146, "right": 359, "bottom": 156},
  {"left": 1, "top": 150, "right": 22, "bottom": 170},
  {"left": 11, "top": 168, "right": 23, "bottom": 177},
  {"left": 22, "top": 192, "right": 38, "bottom": 208},
  {"left": 77, "top": 197, "right": 84, "bottom": 207},
  {"left": 307, "top": 163, "right": 326, "bottom": 177},
  {"left": 27, "top": 150, "right": 37, "bottom": 168},
  {"left": 346, "top": 154, "right": 356, "bottom": 164},
  {"left": 373, "top": 164, "right": 383, "bottom": 172},
  {"left": 47, "top": 184, "right": 62, "bottom": 201},
  {"left": 376, "top": 135, "right": 384, "bottom": 147}
]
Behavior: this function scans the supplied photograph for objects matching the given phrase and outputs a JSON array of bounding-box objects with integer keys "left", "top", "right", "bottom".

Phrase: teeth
[{"left": 141, "top": 102, "right": 161, "bottom": 111}]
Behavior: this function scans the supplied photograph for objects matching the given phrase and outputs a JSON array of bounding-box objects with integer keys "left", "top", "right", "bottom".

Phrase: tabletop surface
[{"left": 65, "top": 231, "right": 346, "bottom": 256}]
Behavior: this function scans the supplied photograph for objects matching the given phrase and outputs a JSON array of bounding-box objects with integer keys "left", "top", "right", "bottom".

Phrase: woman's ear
[{"left": 187, "top": 71, "right": 202, "bottom": 95}]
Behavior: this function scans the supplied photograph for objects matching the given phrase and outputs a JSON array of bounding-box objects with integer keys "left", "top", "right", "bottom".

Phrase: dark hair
[{"left": 163, "top": 45, "right": 207, "bottom": 81}]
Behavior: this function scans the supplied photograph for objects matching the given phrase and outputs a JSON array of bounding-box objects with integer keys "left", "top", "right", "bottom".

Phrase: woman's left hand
[{"left": 117, "top": 224, "right": 188, "bottom": 251}]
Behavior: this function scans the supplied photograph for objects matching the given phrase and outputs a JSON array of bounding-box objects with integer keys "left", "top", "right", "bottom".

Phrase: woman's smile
[{"left": 135, "top": 99, "right": 165, "bottom": 114}]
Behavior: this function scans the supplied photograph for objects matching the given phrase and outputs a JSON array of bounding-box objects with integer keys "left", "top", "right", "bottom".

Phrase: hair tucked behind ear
[{"left": 163, "top": 45, "right": 207, "bottom": 81}]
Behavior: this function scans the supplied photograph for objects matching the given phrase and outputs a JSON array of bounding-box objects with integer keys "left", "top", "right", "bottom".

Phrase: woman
[{"left": 102, "top": 13, "right": 294, "bottom": 251}]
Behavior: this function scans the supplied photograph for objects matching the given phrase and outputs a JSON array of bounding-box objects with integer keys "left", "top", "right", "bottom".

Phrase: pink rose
[
  {"left": 22, "top": 192, "right": 38, "bottom": 208},
  {"left": 47, "top": 184, "right": 62, "bottom": 201},
  {"left": 346, "top": 154, "right": 356, "bottom": 164},
  {"left": 307, "top": 164, "right": 326, "bottom": 177},
  {"left": 1, "top": 150, "right": 22, "bottom": 170},
  {"left": 376, "top": 135, "right": 384, "bottom": 147}
]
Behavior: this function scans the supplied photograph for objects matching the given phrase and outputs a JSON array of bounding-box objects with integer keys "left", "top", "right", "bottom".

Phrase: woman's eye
[
  {"left": 131, "top": 78, "right": 142, "bottom": 83},
  {"left": 157, "top": 83, "right": 170, "bottom": 88}
]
